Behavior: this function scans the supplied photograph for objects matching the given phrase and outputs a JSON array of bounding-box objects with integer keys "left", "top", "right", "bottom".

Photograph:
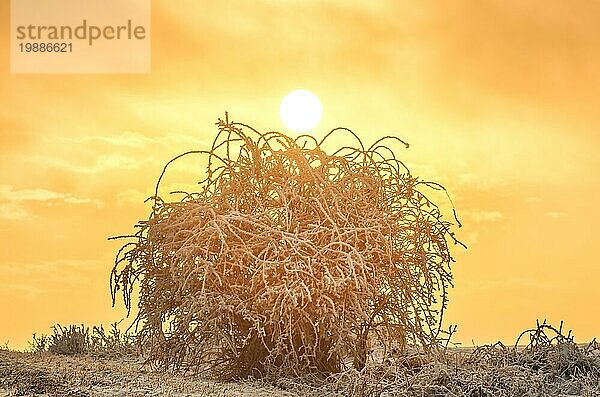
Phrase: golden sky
[{"left": 1, "top": 0, "right": 599, "bottom": 349}]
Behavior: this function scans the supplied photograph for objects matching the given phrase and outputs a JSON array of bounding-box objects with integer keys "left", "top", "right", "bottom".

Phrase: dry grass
[
  {"left": 279, "top": 320, "right": 600, "bottom": 396},
  {"left": 30, "top": 323, "right": 137, "bottom": 358},
  {"left": 2, "top": 321, "right": 599, "bottom": 396},
  {"left": 110, "top": 115, "right": 464, "bottom": 379}
]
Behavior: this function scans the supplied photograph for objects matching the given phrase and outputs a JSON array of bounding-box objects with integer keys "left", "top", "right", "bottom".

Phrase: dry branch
[{"left": 110, "top": 116, "right": 463, "bottom": 378}]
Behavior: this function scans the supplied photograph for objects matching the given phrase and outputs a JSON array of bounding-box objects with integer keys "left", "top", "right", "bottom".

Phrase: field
[
  {"left": 2, "top": 325, "right": 600, "bottom": 397},
  {"left": 0, "top": 349, "right": 259, "bottom": 397}
]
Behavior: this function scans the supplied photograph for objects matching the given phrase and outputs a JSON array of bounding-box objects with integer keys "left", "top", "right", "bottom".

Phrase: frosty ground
[{"left": 2, "top": 341, "right": 599, "bottom": 397}]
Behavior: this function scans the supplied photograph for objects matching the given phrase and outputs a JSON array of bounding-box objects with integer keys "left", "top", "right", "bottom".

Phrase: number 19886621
[{"left": 19, "top": 42, "right": 72, "bottom": 52}]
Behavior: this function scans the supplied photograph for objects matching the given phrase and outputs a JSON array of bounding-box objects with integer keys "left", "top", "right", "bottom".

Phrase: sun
[{"left": 279, "top": 89, "right": 322, "bottom": 133}]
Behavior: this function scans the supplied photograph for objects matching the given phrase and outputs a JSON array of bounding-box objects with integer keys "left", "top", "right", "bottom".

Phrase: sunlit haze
[{"left": 1, "top": 1, "right": 599, "bottom": 350}]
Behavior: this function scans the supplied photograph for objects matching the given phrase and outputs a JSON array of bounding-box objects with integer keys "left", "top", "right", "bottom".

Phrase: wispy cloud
[
  {"left": 60, "top": 131, "right": 206, "bottom": 149},
  {"left": 25, "top": 154, "right": 145, "bottom": 174},
  {"left": 61, "top": 131, "right": 153, "bottom": 148},
  {"left": 468, "top": 210, "right": 504, "bottom": 223},
  {"left": 0, "top": 201, "right": 30, "bottom": 220},
  {"left": 546, "top": 211, "right": 566, "bottom": 219},
  {"left": 29, "top": 132, "right": 207, "bottom": 175},
  {"left": 0, "top": 259, "right": 104, "bottom": 298},
  {"left": 0, "top": 185, "right": 103, "bottom": 220}
]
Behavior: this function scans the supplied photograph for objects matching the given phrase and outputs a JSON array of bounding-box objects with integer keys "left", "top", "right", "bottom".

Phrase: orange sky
[{"left": 1, "top": 1, "right": 599, "bottom": 350}]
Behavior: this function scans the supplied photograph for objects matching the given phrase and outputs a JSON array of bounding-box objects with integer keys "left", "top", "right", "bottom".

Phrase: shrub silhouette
[{"left": 111, "top": 116, "right": 463, "bottom": 378}]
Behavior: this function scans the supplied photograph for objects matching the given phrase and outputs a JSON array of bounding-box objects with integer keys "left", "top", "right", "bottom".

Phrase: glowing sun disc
[{"left": 280, "top": 89, "right": 322, "bottom": 132}]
